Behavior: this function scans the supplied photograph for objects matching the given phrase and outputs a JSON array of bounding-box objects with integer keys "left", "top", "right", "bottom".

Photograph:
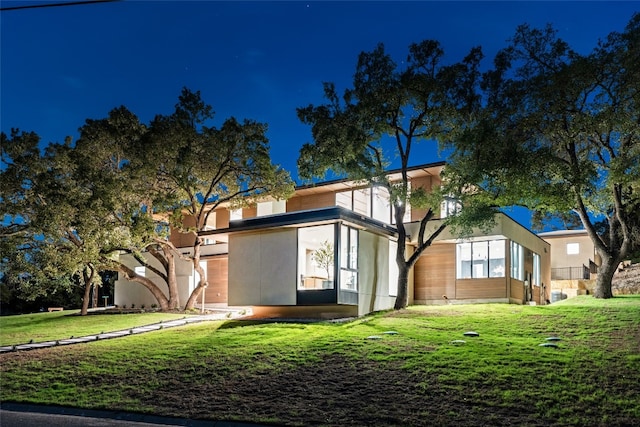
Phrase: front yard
[{"left": 1, "top": 296, "right": 639, "bottom": 426}]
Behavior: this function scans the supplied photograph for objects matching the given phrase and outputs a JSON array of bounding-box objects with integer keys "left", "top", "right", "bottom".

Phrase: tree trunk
[
  {"left": 118, "top": 264, "right": 171, "bottom": 311},
  {"left": 80, "top": 265, "right": 95, "bottom": 316},
  {"left": 593, "top": 250, "right": 618, "bottom": 299},
  {"left": 184, "top": 238, "right": 206, "bottom": 310},
  {"left": 394, "top": 263, "right": 410, "bottom": 310},
  {"left": 80, "top": 279, "right": 92, "bottom": 316},
  {"left": 164, "top": 247, "right": 180, "bottom": 310}
]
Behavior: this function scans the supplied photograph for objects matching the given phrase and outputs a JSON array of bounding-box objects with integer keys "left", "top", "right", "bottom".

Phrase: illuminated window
[
  {"left": 340, "top": 225, "right": 358, "bottom": 291},
  {"left": 229, "top": 209, "right": 242, "bottom": 221},
  {"left": 533, "top": 253, "right": 541, "bottom": 286},
  {"left": 456, "top": 240, "right": 505, "bottom": 279},
  {"left": 567, "top": 243, "right": 579, "bottom": 255},
  {"left": 510, "top": 241, "right": 524, "bottom": 281},
  {"left": 298, "top": 225, "right": 335, "bottom": 290}
]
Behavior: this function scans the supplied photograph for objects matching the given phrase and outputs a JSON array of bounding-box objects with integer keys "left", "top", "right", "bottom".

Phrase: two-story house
[{"left": 115, "top": 162, "right": 551, "bottom": 317}]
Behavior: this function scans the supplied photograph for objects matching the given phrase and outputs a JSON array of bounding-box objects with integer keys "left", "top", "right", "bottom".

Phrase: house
[
  {"left": 537, "top": 229, "right": 599, "bottom": 299},
  {"left": 115, "top": 162, "right": 551, "bottom": 317}
]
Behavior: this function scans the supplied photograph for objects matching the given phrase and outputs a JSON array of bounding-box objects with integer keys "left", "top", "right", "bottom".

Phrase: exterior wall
[
  {"left": 216, "top": 208, "right": 230, "bottom": 229},
  {"left": 287, "top": 192, "right": 336, "bottom": 212},
  {"left": 228, "top": 228, "right": 297, "bottom": 306},
  {"left": 509, "top": 279, "right": 525, "bottom": 302},
  {"left": 357, "top": 231, "right": 395, "bottom": 316},
  {"left": 413, "top": 214, "right": 551, "bottom": 305},
  {"left": 114, "top": 252, "right": 194, "bottom": 308},
  {"left": 414, "top": 243, "right": 456, "bottom": 303},
  {"left": 205, "top": 256, "right": 228, "bottom": 304},
  {"left": 538, "top": 231, "right": 596, "bottom": 270},
  {"left": 170, "top": 214, "right": 197, "bottom": 247},
  {"left": 457, "top": 278, "right": 507, "bottom": 299},
  {"left": 410, "top": 175, "right": 439, "bottom": 222}
]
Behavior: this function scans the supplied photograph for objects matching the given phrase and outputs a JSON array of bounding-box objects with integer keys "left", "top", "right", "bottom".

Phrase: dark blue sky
[{"left": 1, "top": 1, "right": 637, "bottom": 226}]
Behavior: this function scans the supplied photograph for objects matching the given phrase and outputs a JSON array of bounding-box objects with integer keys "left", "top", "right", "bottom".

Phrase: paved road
[{"left": 0, "top": 403, "right": 272, "bottom": 427}]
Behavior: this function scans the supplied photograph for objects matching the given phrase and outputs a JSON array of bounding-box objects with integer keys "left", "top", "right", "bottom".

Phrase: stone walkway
[{"left": 0, "top": 309, "right": 247, "bottom": 354}]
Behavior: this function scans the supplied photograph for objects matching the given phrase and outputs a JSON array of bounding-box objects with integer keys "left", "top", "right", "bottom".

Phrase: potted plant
[{"left": 312, "top": 240, "right": 334, "bottom": 288}]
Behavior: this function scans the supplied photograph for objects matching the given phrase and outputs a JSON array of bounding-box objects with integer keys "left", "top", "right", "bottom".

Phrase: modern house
[{"left": 115, "top": 162, "right": 551, "bottom": 317}]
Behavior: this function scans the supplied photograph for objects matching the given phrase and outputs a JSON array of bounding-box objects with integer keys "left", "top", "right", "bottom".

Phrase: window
[
  {"left": 567, "top": 243, "right": 579, "bottom": 255},
  {"left": 388, "top": 240, "right": 398, "bottom": 296},
  {"left": 298, "top": 225, "right": 335, "bottom": 290},
  {"left": 229, "top": 208, "right": 242, "bottom": 221},
  {"left": 489, "top": 240, "right": 505, "bottom": 278},
  {"left": 257, "top": 200, "right": 286, "bottom": 217},
  {"left": 440, "top": 196, "right": 462, "bottom": 218},
  {"left": 371, "top": 186, "right": 391, "bottom": 223},
  {"left": 533, "top": 253, "right": 541, "bottom": 286},
  {"left": 336, "top": 185, "right": 397, "bottom": 225},
  {"left": 457, "top": 242, "right": 472, "bottom": 279},
  {"left": 510, "top": 241, "right": 524, "bottom": 281},
  {"left": 456, "top": 240, "right": 506, "bottom": 279},
  {"left": 340, "top": 225, "right": 358, "bottom": 291},
  {"left": 134, "top": 266, "right": 145, "bottom": 277}
]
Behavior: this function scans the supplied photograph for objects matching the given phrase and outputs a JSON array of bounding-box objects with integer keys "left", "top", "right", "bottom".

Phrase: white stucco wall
[
  {"left": 114, "top": 252, "right": 195, "bottom": 308},
  {"left": 357, "top": 231, "right": 396, "bottom": 316},
  {"left": 228, "top": 228, "right": 297, "bottom": 306}
]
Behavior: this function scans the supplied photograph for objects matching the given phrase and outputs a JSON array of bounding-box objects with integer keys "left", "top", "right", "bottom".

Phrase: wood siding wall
[
  {"left": 205, "top": 256, "right": 228, "bottom": 304},
  {"left": 456, "top": 278, "right": 507, "bottom": 299},
  {"left": 510, "top": 279, "right": 524, "bottom": 301},
  {"left": 286, "top": 193, "right": 336, "bottom": 212},
  {"left": 414, "top": 243, "right": 456, "bottom": 301}
]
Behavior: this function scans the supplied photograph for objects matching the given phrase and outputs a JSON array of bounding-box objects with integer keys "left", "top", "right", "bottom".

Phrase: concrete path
[{"left": 0, "top": 308, "right": 247, "bottom": 354}]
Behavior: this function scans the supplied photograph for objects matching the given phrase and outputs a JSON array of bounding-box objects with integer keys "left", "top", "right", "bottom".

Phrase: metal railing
[{"left": 551, "top": 265, "right": 591, "bottom": 280}]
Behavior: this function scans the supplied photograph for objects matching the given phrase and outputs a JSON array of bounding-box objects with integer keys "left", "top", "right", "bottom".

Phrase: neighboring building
[
  {"left": 537, "top": 229, "right": 599, "bottom": 300},
  {"left": 115, "top": 162, "right": 551, "bottom": 317},
  {"left": 537, "top": 229, "right": 598, "bottom": 280}
]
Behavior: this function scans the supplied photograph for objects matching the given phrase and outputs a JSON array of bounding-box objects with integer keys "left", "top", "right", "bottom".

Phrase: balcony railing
[{"left": 551, "top": 265, "right": 591, "bottom": 280}]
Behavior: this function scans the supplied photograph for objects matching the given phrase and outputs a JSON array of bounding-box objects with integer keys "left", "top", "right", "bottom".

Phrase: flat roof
[
  {"left": 537, "top": 229, "right": 588, "bottom": 238},
  {"left": 200, "top": 206, "right": 398, "bottom": 238}
]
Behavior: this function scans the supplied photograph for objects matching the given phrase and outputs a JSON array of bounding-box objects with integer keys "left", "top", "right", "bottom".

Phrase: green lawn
[
  {"left": 0, "top": 310, "right": 190, "bottom": 346},
  {"left": 1, "top": 296, "right": 639, "bottom": 426}
]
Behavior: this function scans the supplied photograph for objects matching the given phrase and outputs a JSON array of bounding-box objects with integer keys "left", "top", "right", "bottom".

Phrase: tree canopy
[
  {"left": 444, "top": 14, "right": 640, "bottom": 297},
  {"left": 1, "top": 88, "right": 294, "bottom": 312},
  {"left": 297, "top": 41, "right": 494, "bottom": 309}
]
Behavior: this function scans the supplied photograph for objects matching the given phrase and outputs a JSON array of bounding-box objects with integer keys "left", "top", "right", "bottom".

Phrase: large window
[
  {"left": 336, "top": 185, "right": 406, "bottom": 225},
  {"left": 456, "top": 240, "right": 505, "bottom": 279},
  {"left": 510, "top": 241, "right": 524, "bottom": 281},
  {"left": 340, "top": 225, "right": 358, "bottom": 291},
  {"left": 533, "top": 252, "right": 541, "bottom": 286},
  {"left": 298, "top": 225, "right": 335, "bottom": 290}
]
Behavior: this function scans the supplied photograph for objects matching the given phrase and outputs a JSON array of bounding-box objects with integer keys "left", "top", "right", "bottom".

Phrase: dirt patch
[{"left": 122, "top": 354, "right": 543, "bottom": 427}]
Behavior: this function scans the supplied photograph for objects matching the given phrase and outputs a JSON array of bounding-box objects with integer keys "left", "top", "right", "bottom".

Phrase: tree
[
  {"left": 141, "top": 88, "right": 294, "bottom": 310},
  {"left": 444, "top": 15, "right": 640, "bottom": 298},
  {"left": 297, "top": 42, "right": 493, "bottom": 309},
  {"left": 1, "top": 130, "right": 109, "bottom": 314}
]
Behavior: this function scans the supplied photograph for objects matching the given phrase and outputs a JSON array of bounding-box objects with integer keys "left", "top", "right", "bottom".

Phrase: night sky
[{"left": 1, "top": 1, "right": 637, "bottom": 227}]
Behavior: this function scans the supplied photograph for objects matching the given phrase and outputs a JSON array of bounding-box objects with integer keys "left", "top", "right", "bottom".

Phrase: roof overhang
[{"left": 200, "top": 206, "right": 398, "bottom": 239}]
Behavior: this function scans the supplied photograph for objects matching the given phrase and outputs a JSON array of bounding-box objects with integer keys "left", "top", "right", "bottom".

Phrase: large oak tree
[
  {"left": 297, "top": 42, "right": 494, "bottom": 309},
  {"left": 445, "top": 15, "right": 640, "bottom": 298}
]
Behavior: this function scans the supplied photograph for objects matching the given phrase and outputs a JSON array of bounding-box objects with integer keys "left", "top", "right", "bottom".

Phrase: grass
[
  {"left": 1, "top": 295, "right": 639, "bottom": 426},
  {"left": 0, "top": 310, "right": 190, "bottom": 346}
]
